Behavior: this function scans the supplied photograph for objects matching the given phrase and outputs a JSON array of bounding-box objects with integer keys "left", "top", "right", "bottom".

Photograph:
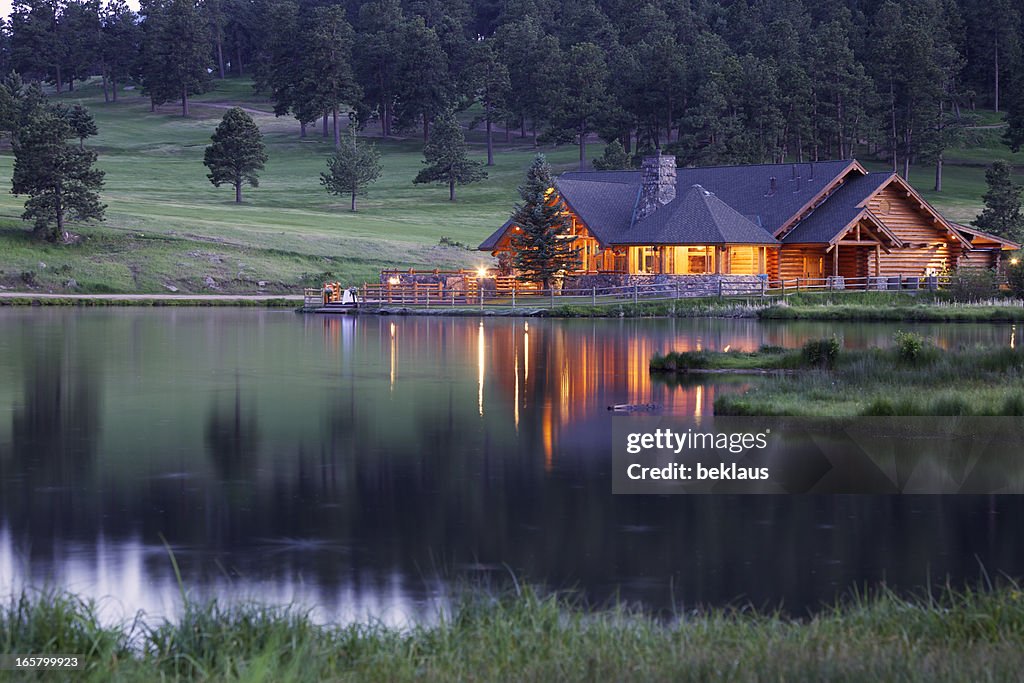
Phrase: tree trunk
[
  {"left": 150, "top": 96, "right": 156, "bottom": 113},
  {"left": 423, "top": 113, "right": 430, "bottom": 142},
  {"left": 182, "top": 84, "right": 189, "bottom": 117},
  {"left": 217, "top": 36, "right": 226, "bottom": 79},
  {"left": 890, "top": 80, "right": 897, "bottom": 172},
  {"left": 235, "top": 179, "right": 242, "bottom": 203},
  {"left": 579, "top": 124, "right": 586, "bottom": 171},
  {"left": 994, "top": 42, "right": 1000, "bottom": 112},
  {"left": 934, "top": 154, "right": 943, "bottom": 192},
  {"left": 521, "top": 117, "right": 526, "bottom": 138},
  {"left": 55, "top": 182, "right": 66, "bottom": 243},
  {"left": 300, "top": 121, "right": 307, "bottom": 138},
  {"left": 333, "top": 106, "right": 340, "bottom": 149},
  {"left": 449, "top": 178, "right": 456, "bottom": 201},
  {"left": 55, "top": 64, "right": 62, "bottom": 93},
  {"left": 236, "top": 47, "right": 244, "bottom": 77},
  {"left": 112, "top": 77, "right": 118, "bottom": 102},
  {"left": 322, "top": 113, "right": 328, "bottom": 137},
  {"left": 102, "top": 74, "right": 109, "bottom": 103},
  {"left": 351, "top": 191, "right": 357, "bottom": 212},
  {"left": 486, "top": 112, "right": 493, "bottom": 166},
  {"left": 68, "top": 77, "right": 74, "bottom": 92}
]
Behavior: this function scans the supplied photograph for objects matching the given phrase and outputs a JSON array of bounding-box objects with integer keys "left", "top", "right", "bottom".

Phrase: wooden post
[
  {"left": 550, "top": 286, "right": 555, "bottom": 307},
  {"left": 592, "top": 286, "right": 596, "bottom": 305},
  {"left": 796, "top": 277, "right": 801, "bottom": 292},
  {"left": 833, "top": 244, "right": 839, "bottom": 277},
  {"left": 718, "top": 279, "right": 723, "bottom": 298},
  {"left": 512, "top": 289, "right": 516, "bottom": 309},
  {"left": 634, "top": 283, "right": 639, "bottom": 305}
]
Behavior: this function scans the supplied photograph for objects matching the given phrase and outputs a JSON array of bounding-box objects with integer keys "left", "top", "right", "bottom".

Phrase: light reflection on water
[{"left": 0, "top": 308, "right": 1021, "bottom": 624}]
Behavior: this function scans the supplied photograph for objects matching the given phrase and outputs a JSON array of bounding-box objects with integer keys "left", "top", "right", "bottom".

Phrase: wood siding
[{"left": 866, "top": 185, "right": 965, "bottom": 276}]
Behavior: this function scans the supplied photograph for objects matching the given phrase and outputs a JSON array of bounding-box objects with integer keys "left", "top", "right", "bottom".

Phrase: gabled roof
[
  {"left": 615, "top": 185, "right": 778, "bottom": 245},
  {"left": 952, "top": 223, "right": 1022, "bottom": 250},
  {"left": 782, "top": 172, "right": 895, "bottom": 244},
  {"left": 555, "top": 160, "right": 854, "bottom": 237}
]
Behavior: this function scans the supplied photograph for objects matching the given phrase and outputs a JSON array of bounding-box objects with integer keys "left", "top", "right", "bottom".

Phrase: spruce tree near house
[
  {"left": 11, "top": 107, "right": 105, "bottom": 243},
  {"left": 204, "top": 107, "right": 267, "bottom": 204},
  {"left": 321, "top": 124, "right": 382, "bottom": 212},
  {"left": 510, "top": 154, "right": 581, "bottom": 289},
  {"left": 413, "top": 110, "right": 486, "bottom": 201},
  {"left": 973, "top": 160, "right": 1024, "bottom": 241}
]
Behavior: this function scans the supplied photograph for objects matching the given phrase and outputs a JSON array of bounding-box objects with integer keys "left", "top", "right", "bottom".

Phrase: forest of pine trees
[{"left": 1, "top": 0, "right": 1023, "bottom": 186}]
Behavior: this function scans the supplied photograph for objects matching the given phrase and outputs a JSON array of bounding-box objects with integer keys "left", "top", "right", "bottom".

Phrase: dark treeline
[{"left": 0, "top": 0, "right": 1022, "bottom": 186}]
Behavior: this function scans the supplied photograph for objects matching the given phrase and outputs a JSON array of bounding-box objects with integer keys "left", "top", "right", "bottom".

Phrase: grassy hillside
[{"left": 0, "top": 77, "right": 1018, "bottom": 293}]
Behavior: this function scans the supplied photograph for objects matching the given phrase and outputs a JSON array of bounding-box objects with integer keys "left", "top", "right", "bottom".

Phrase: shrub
[
  {"left": 801, "top": 337, "right": 840, "bottom": 368},
  {"left": 1007, "top": 252, "right": 1024, "bottom": 299},
  {"left": 894, "top": 330, "right": 925, "bottom": 363},
  {"left": 947, "top": 267, "right": 998, "bottom": 302},
  {"left": 930, "top": 396, "right": 972, "bottom": 416},
  {"left": 20, "top": 270, "right": 37, "bottom": 286},
  {"left": 1002, "top": 393, "right": 1024, "bottom": 416}
]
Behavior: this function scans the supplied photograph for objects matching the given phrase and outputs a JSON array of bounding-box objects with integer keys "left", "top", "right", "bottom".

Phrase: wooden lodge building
[{"left": 478, "top": 156, "right": 1019, "bottom": 289}]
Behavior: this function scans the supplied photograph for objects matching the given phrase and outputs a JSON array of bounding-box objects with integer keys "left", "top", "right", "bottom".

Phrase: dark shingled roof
[
  {"left": 781, "top": 172, "right": 895, "bottom": 244},
  {"left": 616, "top": 185, "right": 778, "bottom": 245},
  {"left": 477, "top": 160, "right": 898, "bottom": 251},
  {"left": 479, "top": 217, "right": 514, "bottom": 251}
]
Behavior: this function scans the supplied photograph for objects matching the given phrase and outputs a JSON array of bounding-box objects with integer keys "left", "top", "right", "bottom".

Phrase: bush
[
  {"left": 947, "top": 267, "right": 998, "bottom": 302},
  {"left": 894, "top": 330, "right": 925, "bottom": 363},
  {"left": 1003, "top": 393, "right": 1024, "bottom": 416},
  {"left": 801, "top": 337, "right": 841, "bottom": 368},
  {"left": 1007, "top": 252, "right": 1024, "bottom": 299}
]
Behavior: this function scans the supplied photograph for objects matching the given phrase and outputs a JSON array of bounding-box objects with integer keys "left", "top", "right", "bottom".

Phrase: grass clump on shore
[
  {"left": 652, "top": 333, "right": 1024, "bottom": 416},
  {"left": 4, "top": 584, "right": 1024, "bottom": 681}
]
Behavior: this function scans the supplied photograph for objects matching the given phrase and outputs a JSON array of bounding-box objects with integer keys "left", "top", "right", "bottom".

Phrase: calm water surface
[{"left": 0, "top": 309, "right": 1021, "bottom": 625}]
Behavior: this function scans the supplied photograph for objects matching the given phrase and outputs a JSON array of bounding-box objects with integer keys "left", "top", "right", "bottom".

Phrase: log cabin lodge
[{"left": 478, "top": 156, "right": 1020, "bottom": 289}]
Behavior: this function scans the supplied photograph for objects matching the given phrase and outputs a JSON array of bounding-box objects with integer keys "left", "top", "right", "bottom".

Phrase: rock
[
  {"left": 38, "top": 262, "right": 47, "bottom": 269},
  {"left": 64, "top": 279, "right": 78, "bottom": 289},
  {"left": 164, "top": 284, "right": 179, "bottom": 293},
  {"left": 258, "top": 281, "right": 268, "bottom": 288},
  {"left": 208, "top": 255, "right": 223, "bottom": 264},
  {"left": 204, "top": 276, "right": 218, "bottom": 289}
]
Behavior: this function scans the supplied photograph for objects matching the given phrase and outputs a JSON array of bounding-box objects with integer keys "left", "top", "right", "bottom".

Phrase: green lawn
[
  {"left": 0, "top": 77, "right": 582, "bottom": 293},
  {"left": 0, "top": 76, "right": 1019, "bottom": 293}
]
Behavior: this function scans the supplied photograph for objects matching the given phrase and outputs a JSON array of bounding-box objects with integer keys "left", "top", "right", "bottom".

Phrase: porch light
[
  {"left": 387, "top": 276, "right": 400, "bottom": 285},
  {"left": 476, "top": 266, "right": 489, "bottom": 279},
  {"left": 1012, "top": 258, "right": 1020, "bottom": 266}
]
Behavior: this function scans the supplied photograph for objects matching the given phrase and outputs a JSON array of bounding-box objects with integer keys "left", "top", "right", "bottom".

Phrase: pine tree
[
  {"left": 547, "top": 42, "right": 609, "bottom": 171},
  {"left": 1005, "top": 70, "right": 1024, "bottom": 152},
  {"left": 509, "top": 154, "right": 580, "bottom": 289},
  {"left": 68, "top": 104, "right": 97, "bottom": 148},
  {"left": 973, "top": 160, "right": 1024, "bottom": 240},
  {"left": 592, "top": 139, "right": 631, "bottom": 170},
  {"left": 140, "top": 0, "right": 212, "bottom": 117},
  {"left": 101, "top": 0, "right": 140, "bottom": 103},
  {"left": 11, "top": 106, "right": 106, "bottom": 242},
  {"left": 302, "top": 6, "right": 361, "bottom": 149},
  {"left": 321, "top": 124, "right": 382, "bottom": 212},
  {"left": 203, "top": 107, "right": 267, "bottom": 203},
  {"left": 413, "top": 110, "right": 486, "bottom": 201}
]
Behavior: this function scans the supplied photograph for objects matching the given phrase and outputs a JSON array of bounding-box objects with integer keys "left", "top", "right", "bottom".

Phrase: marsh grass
[
  {"left": 652, "top": 337, "right": 1024, "bottom": 416},
  {"left": 3, "top": 583, "right": 1024, "bottom": 681}
]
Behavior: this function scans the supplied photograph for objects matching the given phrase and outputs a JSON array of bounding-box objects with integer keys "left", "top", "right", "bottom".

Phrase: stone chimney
[{"left": 636, "top": 152, "right": 677, "bottom": 220}]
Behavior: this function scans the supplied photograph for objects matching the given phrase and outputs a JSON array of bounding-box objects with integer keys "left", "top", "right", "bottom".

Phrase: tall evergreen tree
[
  {"left": 973, "top": 160, "right": 1024, "bottom": 240},
  {"left": 302, "top": 6, "right": 360, "bottom": 149},
  {"left": 547, "top": 42, "right": 609, "bottom": 171},
  {"left": 354, "top": 0, "right": 404, "bottom": 137},
  {"left": 9, "top": 0, "right": 64, "bottom": 90},
  {"left": 1004, "top": 70, "right": 1024, "bottom": 152},
  {"left": 413, "top": 109, "right": 486, "bottom": 201},
  {"left": 140, "top": 0, "right": 212, "bottom": 117},
  {"left": 100, "top": 0, "right": 140, "bottom": 103},
  {"left": 11, "top": 105, "right": 105, "bottom": 242},
  {"left": 393, "top": 17, "right": 449, "bottom": 141},
  {"left": 509, "top": 154, "right": 580, "bottom": 289},
  {"left": 321, "top": 124, "right": 383, "bottom": 212},
  {"left": 203, "top": 107, "right": 267, "bottom": 203},
  {"left": 464, "top": 40, "right": 509, "bottom": 167}
]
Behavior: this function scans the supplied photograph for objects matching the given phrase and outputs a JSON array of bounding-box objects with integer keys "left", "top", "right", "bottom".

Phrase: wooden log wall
[{"left": 866, "top": 185, "right": 966, "bottom": 276}]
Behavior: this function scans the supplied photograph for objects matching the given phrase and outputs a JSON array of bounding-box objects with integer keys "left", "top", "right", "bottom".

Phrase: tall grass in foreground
[{"left": 3, "top": 584, "right": 1024, "bottom": 681}]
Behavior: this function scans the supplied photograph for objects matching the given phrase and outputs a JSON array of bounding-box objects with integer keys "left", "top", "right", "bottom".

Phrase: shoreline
[
  {"left": 2, "top": 584, "right": 1021, "bottom": 681},
  {"left": 4, "top": 291, "right": 1024, "bottom": 323}
]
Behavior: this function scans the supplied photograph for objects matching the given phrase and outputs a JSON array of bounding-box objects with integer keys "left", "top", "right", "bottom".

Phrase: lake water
[{"left": 0, "top": 309, "right": 1022, "bottom": 625}]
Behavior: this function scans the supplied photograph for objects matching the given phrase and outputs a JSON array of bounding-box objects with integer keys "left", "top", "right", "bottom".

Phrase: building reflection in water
[{"left": 3, "top": 310, "right": 1022, "bottom": 627}]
